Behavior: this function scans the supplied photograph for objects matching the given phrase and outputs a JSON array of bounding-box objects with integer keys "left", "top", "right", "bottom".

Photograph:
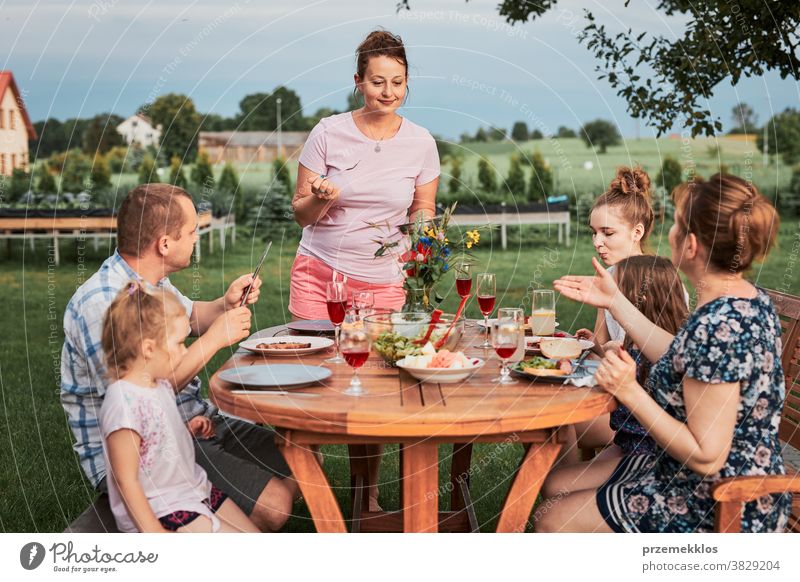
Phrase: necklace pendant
[{"left": 374, "top": 142, "right": 381, "bottom": 153}]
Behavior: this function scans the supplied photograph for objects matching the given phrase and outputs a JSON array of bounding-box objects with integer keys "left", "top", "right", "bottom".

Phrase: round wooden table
[{"left": 209, "top": 324, "right": 615, "bottom": 533}]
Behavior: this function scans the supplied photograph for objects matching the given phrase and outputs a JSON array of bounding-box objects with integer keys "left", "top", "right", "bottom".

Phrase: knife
[{"left": 240, "top": 240, "right": 272, "bottom": 307}]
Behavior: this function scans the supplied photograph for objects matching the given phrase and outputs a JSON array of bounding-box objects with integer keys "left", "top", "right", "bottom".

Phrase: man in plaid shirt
[{"left": 61, "top": 184, "right": 296, "bottom": 531}]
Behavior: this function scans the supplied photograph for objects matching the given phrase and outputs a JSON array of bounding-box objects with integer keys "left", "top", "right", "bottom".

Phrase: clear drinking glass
[
  {"left": 352, "top": 291, "right": 374, "bottom": 315},
  {"left": 498, "top": 307, "right": 525, "bottom": 364},
  {"left": 340, "top": 311, "right": 371, "bottom": 396},
  {"left": 325, "top": 281, "right": 348, "bottom": 364},
  {"left": 531, "top": 289, "right": 557, "bottom": 336},
  {"left": 475, "top": 272, "right": 496, "bottom": 348},
  {"left": 491, "top": 319, "right": 523, "bottom": 384}
]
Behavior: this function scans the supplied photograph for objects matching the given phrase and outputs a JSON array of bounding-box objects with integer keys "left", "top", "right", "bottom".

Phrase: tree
[
  {"left": 399, "top": 1, "right": 800, "bottom": 137},
  {"left": 81, "top": 113, "right": 124, "bottom": 155},
  {"left": 757, "top": 108, "right": 800, "bottom": 165},
  {"left": 304, "top": 107, "right": 339, "bottom": 129},
  {"left": 528, "top": 151, "right": 553, "bottom": 202},
  {"left": 489, "top": 127, "right": 507, "bottom": 142},
  {"left": 237, "top": 87, "right": 305, "bottom": 131},
  {"left": 31, "top": 117, "right": 89, "bottom": 158},
  {"left": 511, "top": 122, "right": 529, "bottom": 142},
  {"left": 169, "top": 155, "right": 188, "bottom": 189},
  {"left": 90, "top": 155, "right": 112, "bottom": 190},
  {"left": 56, "top": 149, "right": 93, "bottom": 192},
  {"left": 217, "top": 162, "right": 240, "bottom": 193},
  {"left": 655, "top": 156, "right": 683, "bottom": 197},
  {"left": 200, "top": 113, "right": 236, "bottom": 131},
  {"left": 473, "top": 127, "right": 489, "bottom": 142},
  {"left": 9, "top": 168, "right": 31, "bottom": 201},
  {"left": 580, "top": 119, "right": 621, "bottom": 154},
  {"left": 434, "top": 135, "right": 454, "bottom": 163},
  {"left": 191, "top": 150, "right": 215, "bottom": 189},
  {"left": 145, "top": 93, "right": 202, "bottom": 160},
  {"left": 138, "top": 154, "right": 157, "bottom": 184},
  {"left": 272, "top": 157, "right": 292, "bottom": 192},
  {"left": 448, "top": 156, "right": 462, "bottom": 195},
  {"left": 784, "top": 165, "right": 800, "bottom": 215},
  {"left": 556, "top": 126, "right": 577, "bottom": 138},
  {"left": 36, "top": 164, "right": 57, "bottom": 194},
  {"left": 530, "top": 129, "right": 543, "bottom": 140},
  {"left": 504, "top": 154, "right": 526, "bottom": 199},
  {"left": 477, "top": 156, "right": 497, "bottom": 193},
  {"left": 730, "top": 103, "right": 758, "bottom": 135}
]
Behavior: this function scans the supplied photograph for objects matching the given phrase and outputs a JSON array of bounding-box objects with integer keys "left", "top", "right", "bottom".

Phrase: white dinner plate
[
  {"left": 219, "top": 364, "right": 332, "bottom": 389},
  {"left": 240, "top": 336, "right": 334, "bottom": 356}
]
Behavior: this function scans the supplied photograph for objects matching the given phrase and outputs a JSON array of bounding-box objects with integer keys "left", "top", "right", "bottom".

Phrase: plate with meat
[
  {"left": 239, "top": 336, "right": 334, "bottom": 356},
  {"left": 510, "top": 356, "right": 600, "bottom": 382}
]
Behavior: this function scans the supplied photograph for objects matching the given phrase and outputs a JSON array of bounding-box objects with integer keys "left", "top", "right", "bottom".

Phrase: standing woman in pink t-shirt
[{"left": 289, "top": 29, "right": 440, "bottom": 321}]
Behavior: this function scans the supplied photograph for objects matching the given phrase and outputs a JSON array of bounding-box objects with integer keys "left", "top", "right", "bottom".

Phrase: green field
[
  {"left": 1, "top": 210, "right": 799, "bottom": 532},
  {"left": 105, "top": 134, "right": 795, "bottom": 205}
]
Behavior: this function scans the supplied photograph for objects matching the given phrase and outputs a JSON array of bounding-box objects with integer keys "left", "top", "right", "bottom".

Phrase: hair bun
[{"left": 611, "top": 166, "right": 651, "bottom": 200}]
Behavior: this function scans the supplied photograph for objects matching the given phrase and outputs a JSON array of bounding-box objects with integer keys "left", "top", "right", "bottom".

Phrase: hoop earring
[{"left": 403, "top": 86, "right": 410, "bottom": 106}]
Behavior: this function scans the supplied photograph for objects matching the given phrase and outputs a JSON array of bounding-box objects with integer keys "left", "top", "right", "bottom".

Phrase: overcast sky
[{"left": 2, "top": 0, "right": 798, "bottom": 138}]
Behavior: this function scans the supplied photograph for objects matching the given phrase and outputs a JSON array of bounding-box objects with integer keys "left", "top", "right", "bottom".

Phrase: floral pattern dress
[{"left": 596, "top": 288, "right": 791, "bottom": 532}]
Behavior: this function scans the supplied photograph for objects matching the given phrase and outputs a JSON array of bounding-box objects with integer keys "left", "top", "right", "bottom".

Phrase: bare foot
[{"left": 368, "top": 496, "right": 383, "bottom": 512}]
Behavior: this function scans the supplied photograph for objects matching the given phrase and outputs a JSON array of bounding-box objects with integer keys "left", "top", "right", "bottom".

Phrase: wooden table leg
[
  {"left": 496, "top": 436, "right": 562, "bottom": 533},
  {"left": 278, "top": 430, "right": 347, "bottom": 533},
  {"left": 348, "top": 444, "right": 370, "bottom": 533},
  {"left": 402, "top": 442, "right": 439, "bottom": 533},
  {"left": 450, "top": 443, "right": 473, "bottom": 511}
]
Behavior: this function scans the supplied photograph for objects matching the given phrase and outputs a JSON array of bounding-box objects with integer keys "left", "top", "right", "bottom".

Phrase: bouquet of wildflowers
[{"left": 372, "top": 203, "right": 482, "bottom": 308}]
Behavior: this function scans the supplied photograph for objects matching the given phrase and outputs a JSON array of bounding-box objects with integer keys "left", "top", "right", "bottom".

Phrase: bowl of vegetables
[{"left": 364, "top": 311, "right": 466, "bottom": 366}]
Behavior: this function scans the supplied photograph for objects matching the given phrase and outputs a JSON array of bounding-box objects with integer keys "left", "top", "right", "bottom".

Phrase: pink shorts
[{"left": 288, "top": 253, "right": 406, "bottom": 320}]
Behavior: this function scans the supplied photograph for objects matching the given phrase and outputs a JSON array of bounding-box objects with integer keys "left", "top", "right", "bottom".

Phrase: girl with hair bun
[
  {"left": 568, "top": 166, "right": 671, "bottom": 457},
  {"left": 576, "top": 165, "right": 656, "bottom": 347},
  {"left": 541, "top": 174, "right": 790, "bottom": 533}
]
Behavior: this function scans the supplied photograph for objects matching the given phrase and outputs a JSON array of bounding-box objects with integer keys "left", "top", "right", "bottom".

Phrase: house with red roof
[{"left": 0, "top": 71, "right": 37, "bottom": 176}]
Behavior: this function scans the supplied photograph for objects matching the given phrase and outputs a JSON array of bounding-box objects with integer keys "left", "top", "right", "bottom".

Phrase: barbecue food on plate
[
  {"left": 257, "top": 341, "right": 312, "bottom": 350},
  {"left": 520, "top": 356, "right": 573, "bottom": 376}
]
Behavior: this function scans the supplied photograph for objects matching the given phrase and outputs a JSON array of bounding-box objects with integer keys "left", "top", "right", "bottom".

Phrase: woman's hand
[
  {"left": 307, "top": 175, "right": 340, "bottom": 202},
  {"left": 594, "top": 347, "right": 639, "bottom": 402},
  {"left": 574, "top": 328, "right": 595, "bottom": 342},
  {"left": 553, "top": 257, "right": 619, "bottom": 310}
]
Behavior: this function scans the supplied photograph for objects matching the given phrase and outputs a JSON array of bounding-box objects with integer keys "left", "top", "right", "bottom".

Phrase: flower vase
[{"left": 402, "top": 285, "right": 434, "bottom": 313}]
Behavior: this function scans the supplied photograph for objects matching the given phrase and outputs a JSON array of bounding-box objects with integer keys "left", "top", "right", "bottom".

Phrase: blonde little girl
[{"left": 99, "top": 281, "right": 258, "bottom": 533}]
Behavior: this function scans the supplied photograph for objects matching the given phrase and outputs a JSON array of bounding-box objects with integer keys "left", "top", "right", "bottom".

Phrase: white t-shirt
[{"left": 99, "top": 379, "right": 217, "bottom": 533}]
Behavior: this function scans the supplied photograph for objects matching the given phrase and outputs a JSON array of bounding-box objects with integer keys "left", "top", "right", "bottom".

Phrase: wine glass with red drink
[
  {"left": 456, "top": 263, "right": 472, "bottom": 298},
  {"left": 325, "top": 281, "right": 348, "bottom": 364},
  {"left": 475, "top": 272, "right": 496, "bottom": 348},
  {"left": 339, "top": 311, "right": 371, "bottom": 396},
  {"left": 491, "top": 318, "right": 522, "bottom": 384}
]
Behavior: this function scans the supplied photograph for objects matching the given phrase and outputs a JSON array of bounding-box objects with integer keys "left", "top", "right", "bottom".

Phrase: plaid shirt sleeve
[{"left": 60, "top": 288, "right": 116, "bottom": 488}]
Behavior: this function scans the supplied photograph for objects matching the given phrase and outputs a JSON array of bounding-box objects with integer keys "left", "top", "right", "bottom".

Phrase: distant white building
[
  {"left": 0, "top": 71, "right": 37, "bottom": 176},
  {"left": 116, "top": 113, "right": 161, "bottom": 147}
]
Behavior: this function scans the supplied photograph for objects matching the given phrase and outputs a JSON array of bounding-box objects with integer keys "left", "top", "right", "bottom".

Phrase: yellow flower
[{"left": 466, "top": 241, "right": 473, "bottom": 249}]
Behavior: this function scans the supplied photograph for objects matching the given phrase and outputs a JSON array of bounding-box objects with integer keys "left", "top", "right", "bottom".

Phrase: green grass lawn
[{"left": 2, "top": 217, "right": 799, "bottom": 532}]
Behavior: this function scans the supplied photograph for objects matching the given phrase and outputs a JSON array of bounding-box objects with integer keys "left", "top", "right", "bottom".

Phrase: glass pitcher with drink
[{"left": 530, "top": 290, "right": 556, "bottom": 336}]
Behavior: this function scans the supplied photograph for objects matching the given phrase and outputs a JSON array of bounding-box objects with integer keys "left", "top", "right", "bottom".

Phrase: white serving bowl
[{"left": 395, "top": 356, "right": 485, "bottom": 384}]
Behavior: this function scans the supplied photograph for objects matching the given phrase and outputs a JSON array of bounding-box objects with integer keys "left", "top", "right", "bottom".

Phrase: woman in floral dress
[{"left": 538, "top": 174, "right": 790, "bottom": 533}]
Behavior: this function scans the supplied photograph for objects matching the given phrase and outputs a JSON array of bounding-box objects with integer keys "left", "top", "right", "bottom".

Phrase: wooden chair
[{"left": 712, "top": 288, "right": 800, "bottom": 533}]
